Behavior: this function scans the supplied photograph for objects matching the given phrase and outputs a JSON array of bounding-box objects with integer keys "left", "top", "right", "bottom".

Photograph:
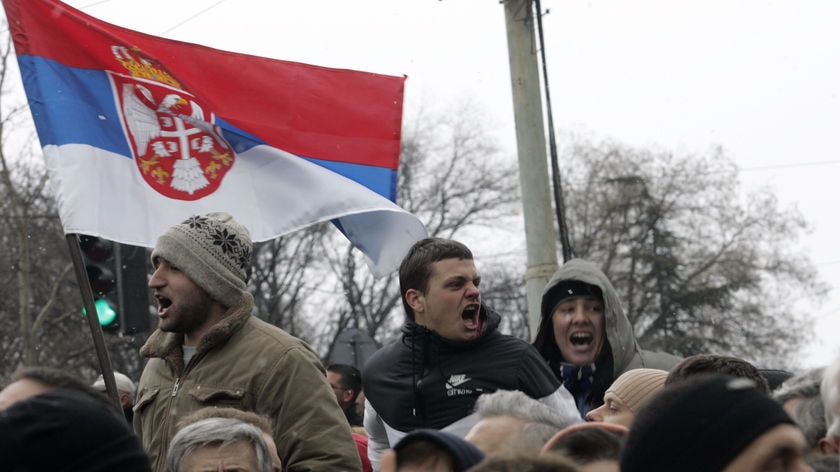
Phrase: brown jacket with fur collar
[{"left": 134, "top": 293, "right": 361, "bottom": 472}]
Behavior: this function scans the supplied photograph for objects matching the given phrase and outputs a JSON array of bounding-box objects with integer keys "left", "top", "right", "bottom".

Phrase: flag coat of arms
[{"left": 3, "top": 0, "right": 427, "bottom": 276}]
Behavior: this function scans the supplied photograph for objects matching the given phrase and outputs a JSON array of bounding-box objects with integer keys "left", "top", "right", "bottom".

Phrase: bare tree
[
  {"left": 478, "top": 264, "right": 529, "bottom": 338},
  {"left": 313, "top": 101, "right": 525, "bottom": 360},
  {"left": 0, "top": 25, "right": 148, "bottom": 383},
  {"left": 249, "top": 224, "right": 328, "bottom": 339},
  {"left": 560, "top": 138, "right": 826, "bottom": 367},
  {"left": 0, "top": 27, "right": 76, "bottom": 373}
]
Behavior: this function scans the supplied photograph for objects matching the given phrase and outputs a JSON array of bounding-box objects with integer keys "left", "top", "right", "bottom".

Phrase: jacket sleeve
[
  {"left": 538, "top": 386, "right": 584, "bottom": 425},
  {"left": 515, "top": 343, "right": 584, "bottom": 423},
  {"left": 364, "top": 398, "right": 389, "bottom": 472},
  {"left": 258, "top": 345, "right": 362, "bottom": 472},
  {"left": 517, "top": 344, "right": 565, "bottom": 396}
]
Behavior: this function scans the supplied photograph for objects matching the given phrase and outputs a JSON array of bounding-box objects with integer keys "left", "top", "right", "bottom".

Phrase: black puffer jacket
[{"left": 363, "top": 305, "right": 578, "bottom": 469}]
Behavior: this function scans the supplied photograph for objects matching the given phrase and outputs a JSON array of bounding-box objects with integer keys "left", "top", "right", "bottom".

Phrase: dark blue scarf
[{"left": 559, "top": 362, "right": 596, "bottom": 416}]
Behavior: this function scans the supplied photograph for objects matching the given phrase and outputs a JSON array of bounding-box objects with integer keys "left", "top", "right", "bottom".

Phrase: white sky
[{"left": 32, "top": 1, "right": 840, "bottom": 368}]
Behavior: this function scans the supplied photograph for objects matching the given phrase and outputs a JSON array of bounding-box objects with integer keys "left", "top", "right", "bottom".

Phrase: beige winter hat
[
  {"left": 606, "top": 368, "right": 669, "bottom": 413},
  {"left": 151, "top": 212, "right": 252, "bottom": 307}
]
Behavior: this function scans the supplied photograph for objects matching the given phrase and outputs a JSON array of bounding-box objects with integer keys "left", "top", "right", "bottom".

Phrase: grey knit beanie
[{"left": 151, "top": 212, "right": 252, "bottom": 307}]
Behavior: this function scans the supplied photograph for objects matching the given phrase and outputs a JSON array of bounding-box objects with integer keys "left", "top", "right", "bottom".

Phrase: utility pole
[{"left": 503, "top": 0, "right": 558, "bottom": 338}]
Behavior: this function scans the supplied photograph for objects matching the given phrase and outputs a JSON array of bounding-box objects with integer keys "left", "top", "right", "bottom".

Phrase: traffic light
[
  {"left": 79, "top": 236, "right": 151, "bottom": 334},
  {"left": 115, "top": 242, "right": 152, "bottom": 334},
  {"left": 79, "top": 235, "right": 119, "bottom": 332}
]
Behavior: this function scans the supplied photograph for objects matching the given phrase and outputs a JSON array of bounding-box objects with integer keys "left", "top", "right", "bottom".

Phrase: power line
[
  {"left": 161, "top": 0, "right": 228, "bottom": 35},
  {"left": 74, "top": 1, "right": 228, "bottom": 36},
  {"left": 160, "top": 0, "right": 228, "bottom": 35},
  {"left": 76, "top": 0, "right": 115, "bottom": 8},
  {"left": 739, "top": 159, "right": 840, "bottom": 173}
]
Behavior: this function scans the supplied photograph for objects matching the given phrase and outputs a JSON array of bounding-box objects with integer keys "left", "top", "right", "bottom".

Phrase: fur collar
[{"left": 139, "top": 293, "right": 255, "bottom": 371}]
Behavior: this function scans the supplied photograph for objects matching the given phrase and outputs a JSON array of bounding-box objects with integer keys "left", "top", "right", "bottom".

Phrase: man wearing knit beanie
[
  {"left": 620, "top": 374, "right": 811, "bottom": 472},
  {"left": 135, "top": 212, "right": 361, "bottom": 472},
  {"left": 584, "top": 368, "right": 667, "bottom": 427}
]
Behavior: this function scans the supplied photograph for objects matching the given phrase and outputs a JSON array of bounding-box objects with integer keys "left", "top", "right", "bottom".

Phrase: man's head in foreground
[
  {"left": 167, "top": 417, "right": 273, "bottom": 472},
  {"left": 621, "top": 374, "right": 810, "bottom": 472},
  {"left": 381, "top": 429, "right": 485, "bottom": 472},
  {"left": 176, "top": 407, "right": 282, "bottom": 472}
]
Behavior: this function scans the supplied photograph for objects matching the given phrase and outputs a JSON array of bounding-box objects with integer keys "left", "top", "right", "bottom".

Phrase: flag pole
[{"left": 66, "top": 233, "right": 122, "bottom": 413}]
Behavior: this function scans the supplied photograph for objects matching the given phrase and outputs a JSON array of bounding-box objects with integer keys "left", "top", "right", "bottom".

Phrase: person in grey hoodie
[{"left": 533, "top": 258, "right": 681, "bottom": 417}]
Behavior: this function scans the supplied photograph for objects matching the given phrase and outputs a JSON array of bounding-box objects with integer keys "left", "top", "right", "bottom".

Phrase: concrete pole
[{"left": 503, "top": 0, "right": 558, "bottom": 339}]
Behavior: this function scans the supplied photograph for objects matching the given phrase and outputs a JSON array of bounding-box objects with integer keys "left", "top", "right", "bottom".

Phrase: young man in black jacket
[{"left": 363, "top": 237, "right": 580, "bottom": 470}]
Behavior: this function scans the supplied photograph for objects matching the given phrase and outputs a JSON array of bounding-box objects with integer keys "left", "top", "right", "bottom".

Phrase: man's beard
[{"left": 160, "top": 290, "right": 215, "bottom": 334}]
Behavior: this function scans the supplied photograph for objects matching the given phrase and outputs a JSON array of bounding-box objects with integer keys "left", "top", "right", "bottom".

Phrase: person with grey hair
[
  {"left": 92, "top": 371, "right": 137, "bottom": 423},
  {"left": 796, "top": 397, "right": 835, "bottom": 455},
  {"left": 176, "top": 407, "right": 282, "bottom": 472},
  {"left": 134, "top": 212, "right": 360, "bottom": 472},
  {"left": 464, "top": 389, "right": 580, "bottom": 455},
  {"left": 775, "top": 367, "right": 825, "bottom": 412},
  {"left": 821, "top": 356, "right": 840, "bottom": 455},
  {"left": 166, "top": 417, "right": 272, "bottom": 472},
  {"left": 773, "top": 367, "right": 835, "bottom": 455}
]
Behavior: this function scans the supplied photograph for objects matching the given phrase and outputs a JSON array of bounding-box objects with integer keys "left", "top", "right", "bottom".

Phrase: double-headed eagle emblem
[{"left": 121, "top": 82, "right": 232, "bottom": 199}]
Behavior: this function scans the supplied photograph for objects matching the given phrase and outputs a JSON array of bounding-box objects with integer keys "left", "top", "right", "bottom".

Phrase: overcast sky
[{"left": 41, "top": 0, "right": 840, "bottom": 368}]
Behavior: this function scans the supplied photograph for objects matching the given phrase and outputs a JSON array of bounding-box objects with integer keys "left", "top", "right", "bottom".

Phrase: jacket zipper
[{"left": 171, "top": 351, "right": 198, "bottom": 398}]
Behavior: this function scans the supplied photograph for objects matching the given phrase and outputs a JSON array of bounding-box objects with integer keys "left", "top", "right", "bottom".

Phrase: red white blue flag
[{"left": 3, "top": 0, "right": 427, "bottom": 276}]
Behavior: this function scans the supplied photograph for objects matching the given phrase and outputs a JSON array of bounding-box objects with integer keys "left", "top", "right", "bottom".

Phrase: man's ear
[
  {"left": 341, "top": 388, "right": 355, "bottom": 404},
  {"left": 405, "top": 288, "right": 425, "bottom": 314},
  {"left": 119, "top": 392, "right": 131, "bottom": 409},
  {"left": 818, "top": 436, "right": 839, "bottom": 454}
]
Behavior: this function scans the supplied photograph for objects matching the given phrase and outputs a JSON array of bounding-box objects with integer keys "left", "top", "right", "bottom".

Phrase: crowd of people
[{"left": 0, "top": 212, "right": 837, "bottom": 472}]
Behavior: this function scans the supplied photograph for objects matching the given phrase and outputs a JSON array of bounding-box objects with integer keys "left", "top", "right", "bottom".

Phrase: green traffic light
[
  {"left": 82, "top": 299, "right": 118, "bottom": 326},
  {"left": 95, "top": 299, "right": 117, "bottom": 325}
]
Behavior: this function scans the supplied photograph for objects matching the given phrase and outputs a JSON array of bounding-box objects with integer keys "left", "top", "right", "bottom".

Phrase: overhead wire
[
  {"left": 739, "top": 159, "right": 840, "bottom": 173},
  {"left": 533, "top": 0, "right": 574, "bottom": 261},
  {"left": 160, "top": 0, "right": 228, "bottom": 35},
  {"left": 75, "top": 0, "right": 228, "bottom": 36},
  {"left": 76, "top": 0, "right": 115, "bottom": 8}
]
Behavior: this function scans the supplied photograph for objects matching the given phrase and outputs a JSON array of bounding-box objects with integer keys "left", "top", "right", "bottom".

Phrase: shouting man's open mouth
[{"left": 461, "top": 304, "right": 485, "bottom": 335}]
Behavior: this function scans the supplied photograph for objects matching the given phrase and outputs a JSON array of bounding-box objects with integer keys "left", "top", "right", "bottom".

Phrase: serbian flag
[{"left": 3, "top": 0, "right": 427, "bottom": 277}]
